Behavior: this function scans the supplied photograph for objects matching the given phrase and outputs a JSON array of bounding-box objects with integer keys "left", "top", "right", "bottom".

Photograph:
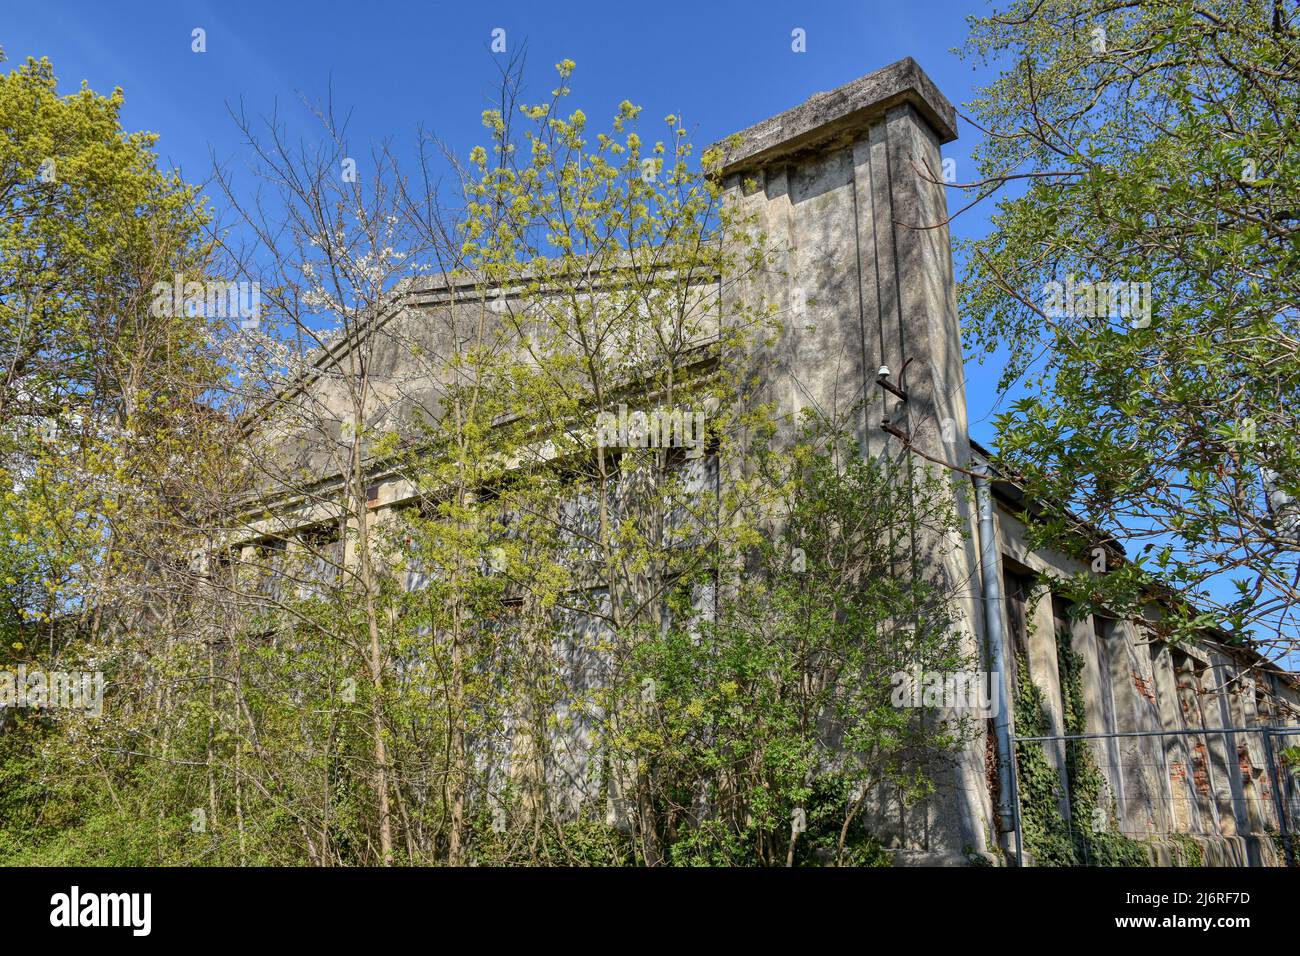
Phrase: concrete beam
[{"left": 715, "top": 57, "right": 958, "bottom": 177}]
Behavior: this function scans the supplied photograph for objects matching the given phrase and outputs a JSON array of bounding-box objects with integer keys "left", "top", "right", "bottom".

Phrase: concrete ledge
[
  {"left": 715, "top": 57, "right": 958, "bottom": 176},
  {"left": 1144, "top": 833, "right": 1286, "bottom": 868}
]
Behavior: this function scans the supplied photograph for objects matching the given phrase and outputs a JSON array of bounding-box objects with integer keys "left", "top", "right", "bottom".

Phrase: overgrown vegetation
[
  {"left": 1014, "top": 624, "right": 1149, "bottom": 866},
  {"left": 0, "top": 54, "right": 975, "bottom": 866}
]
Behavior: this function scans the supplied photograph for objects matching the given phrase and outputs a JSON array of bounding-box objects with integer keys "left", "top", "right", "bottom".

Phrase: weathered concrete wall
[
  {"left": 717, "top": 58, "right": 993, "bottom": 862},
  {"left": 991, "top": 498, "right": 1300, "bottom": 865}
]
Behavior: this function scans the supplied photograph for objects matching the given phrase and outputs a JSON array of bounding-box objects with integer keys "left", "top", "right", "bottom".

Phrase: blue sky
[{"left": 1, "top": 0, "right": 1010, "bottom": 444}]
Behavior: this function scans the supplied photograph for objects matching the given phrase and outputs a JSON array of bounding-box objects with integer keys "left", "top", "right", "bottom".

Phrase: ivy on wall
[
  {"left": 1056, "top": 629, "right": 1150, "bottom": 866},
  {"left": 1013, "top": 628, "right": 1150, "bottom": 867}
]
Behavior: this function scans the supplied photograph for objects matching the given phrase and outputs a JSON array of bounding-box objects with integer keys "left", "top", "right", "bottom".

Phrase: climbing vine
[
  {"left": 1056, "top": 628, "right": 1149, "bottom": 866},
  {"left": 1013, "top": 652, "right": 1076, "bottom": 865},
  {"left": 1013, "top": 628, "right": 1150, "bottom": 866},
  {"left": 1168, "top": 833, "right": 1204, "bottom": 868}
]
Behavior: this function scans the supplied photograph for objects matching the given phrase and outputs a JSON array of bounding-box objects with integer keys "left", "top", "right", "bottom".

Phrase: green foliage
[
  {"left": 468, "top": 800, "right": 632, "bottom": 867},
  {"left": 0, "top": 54, "right": 228, "bottom": 866},
  {"left": 1168, "top": 832, "right": 1204, "bottom": 868},
  {"left": 959, "top": 0, "right": 1300, "bottom": 656},
  {"left": 0, "top": 52, "right": 216, "bottom": 645},
  {"left": 1268, "top": 830, "right": 1299, "bottom": 864},
  {"left": 1014, "top": 627, "right": 1149, "bottom": 867},
  {"left": 611, "top": 421, "right": 975, "bottom": 865},
  {"left": 1055, "top": 628, "right": 1150, "bottom": 866},
  {"left": 1012, "top": 653, "right": 1077, "bottom": 866}
]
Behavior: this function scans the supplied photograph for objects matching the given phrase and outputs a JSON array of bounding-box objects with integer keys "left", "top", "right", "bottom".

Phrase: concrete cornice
[{"left": 714, "top": 57, "right": 958, "bottom": 176}]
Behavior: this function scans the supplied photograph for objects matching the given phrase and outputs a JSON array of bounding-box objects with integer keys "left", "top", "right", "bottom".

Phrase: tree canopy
[{"left": 959, "top": 0, "right": 1300, "bottom": 659}]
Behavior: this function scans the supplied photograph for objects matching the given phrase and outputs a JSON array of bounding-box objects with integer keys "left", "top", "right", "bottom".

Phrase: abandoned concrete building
[{"left": 232, "top": 58, "right": 1300, "bottom": 865}]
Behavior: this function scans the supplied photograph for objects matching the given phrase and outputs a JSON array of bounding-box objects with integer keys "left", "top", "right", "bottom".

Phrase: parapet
[{"left": 715, "top": 56, "right": 957, "bottom": 176}]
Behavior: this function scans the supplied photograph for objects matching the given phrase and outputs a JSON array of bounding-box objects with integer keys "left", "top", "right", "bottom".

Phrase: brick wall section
[{"left": 1133, "top": 671, "right": 1156, "bottom": 704}]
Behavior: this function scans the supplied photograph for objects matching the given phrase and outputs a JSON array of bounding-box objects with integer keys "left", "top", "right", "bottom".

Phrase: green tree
[
  {"left": 957, "top": 0, "right": 1300, "bottom": 659},
  {"left": 614, "top": 418, "right": 976, "bottom": 866},
  {"left": 449, "top": 59, "right": 780, "bottom": 864},
  {"left": 0, "top": 51, "right": 213, "bottom": 634},
  {"left": 0, "top": 52, "right": 226, "bottom": 864}
]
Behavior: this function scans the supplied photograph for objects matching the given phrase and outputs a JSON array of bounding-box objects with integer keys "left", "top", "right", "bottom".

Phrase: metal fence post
[{"left": 1010, "top": 739, "right": 1025, "bottom": 867}]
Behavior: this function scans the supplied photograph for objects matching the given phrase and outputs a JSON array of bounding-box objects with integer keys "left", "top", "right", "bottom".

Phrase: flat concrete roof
[{"left": 714, "top": 56, "right": 958, "bottom": 175}]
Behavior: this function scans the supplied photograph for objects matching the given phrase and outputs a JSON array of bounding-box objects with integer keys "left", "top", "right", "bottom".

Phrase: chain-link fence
[
  {"left": 1266, "top": 727, "right": 1300, "bottom": 865},
  {"left": 1009, "top": 725, "right": 1300, "bottom": 866}
]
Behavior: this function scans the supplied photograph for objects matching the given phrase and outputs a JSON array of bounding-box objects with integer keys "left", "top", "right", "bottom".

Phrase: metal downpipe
[{"left": 974, "top": 464, "right": 1021, "bottom": 863}]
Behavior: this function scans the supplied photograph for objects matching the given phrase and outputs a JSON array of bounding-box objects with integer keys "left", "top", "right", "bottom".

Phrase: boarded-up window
[{"left": 1003, "top": 567, "right": 1035, "bottom": 694}]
